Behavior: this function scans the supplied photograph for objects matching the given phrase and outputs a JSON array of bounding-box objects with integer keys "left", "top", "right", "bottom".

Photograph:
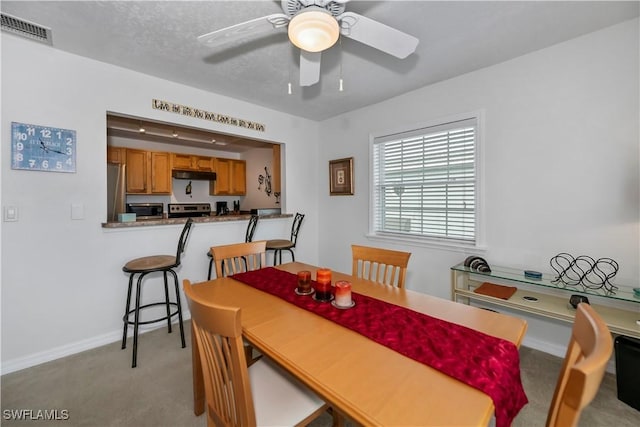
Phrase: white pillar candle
[{"left": 334, "top": 281, "right": 352, "bottom": 307}]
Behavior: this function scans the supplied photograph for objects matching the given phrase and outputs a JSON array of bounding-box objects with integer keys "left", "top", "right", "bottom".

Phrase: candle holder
[
  {"left": 313, "top": 268, "right": 333, "bottom": 302},
  {"left": 295, "top": 270, "right": 314, "bottom": 296}
]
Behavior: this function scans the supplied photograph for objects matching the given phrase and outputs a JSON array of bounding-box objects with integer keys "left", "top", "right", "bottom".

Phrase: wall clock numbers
[{"left": 11, "top": 122, "right": 77, "bottom": 173}]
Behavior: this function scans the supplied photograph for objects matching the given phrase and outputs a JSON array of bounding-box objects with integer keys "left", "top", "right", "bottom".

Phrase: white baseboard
[
  {"left": 1, "top": 315, "right": 191, "bottom": 375},
  {"left": 521, "top": 334, "right": 616, "bottom": 374},
  {"left": 1, "top": 330, "right": 122, "bottom": 375},
  {"left": 521, "top": 335, "right": 567, "bottom": 358}
]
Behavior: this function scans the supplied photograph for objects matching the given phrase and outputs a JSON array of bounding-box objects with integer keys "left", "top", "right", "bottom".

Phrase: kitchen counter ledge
[{"left": 102, "top": 213, "right": 291, "bottom": 228}]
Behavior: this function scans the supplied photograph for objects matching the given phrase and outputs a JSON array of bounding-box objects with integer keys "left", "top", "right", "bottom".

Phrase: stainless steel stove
[{"left": 167, "top": 203, "right": 211, "bottom": 218}]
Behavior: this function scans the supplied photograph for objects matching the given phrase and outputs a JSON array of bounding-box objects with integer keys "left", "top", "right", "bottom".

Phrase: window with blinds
[{"left": 371, "top": 116, "right": 478, "bottom": 246}]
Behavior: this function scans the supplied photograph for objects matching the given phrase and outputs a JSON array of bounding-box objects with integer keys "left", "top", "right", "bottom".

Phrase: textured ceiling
[{"left": 2, "top": 1, "right": 638, "bottom": 122}]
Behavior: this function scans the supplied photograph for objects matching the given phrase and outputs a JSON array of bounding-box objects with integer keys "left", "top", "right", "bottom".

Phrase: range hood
[{"left": 172, "top": 170, "right": 217, "bottom": 181}]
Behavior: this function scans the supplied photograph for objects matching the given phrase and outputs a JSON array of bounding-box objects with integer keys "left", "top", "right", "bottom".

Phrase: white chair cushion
[{"left": 249, "top": 357, "right": 325, "bottom": 426}]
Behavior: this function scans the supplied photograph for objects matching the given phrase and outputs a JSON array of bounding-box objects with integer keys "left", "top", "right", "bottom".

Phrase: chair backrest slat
[
  {"left": 289, "top": 213, "right": 305, "bottom": 246},
  {"left": 211, "top": 241, "right": 267, "bottom": 278},
  {"left": 352, "top": 244, "right": 411, "bottom": 288},
  {"left": 245, "top": 215, "right": 259, "bottom": 243},
  {"left": 183, "top": 280, "right": 256, "bottom": 426},
  {"left": 175, "top": 218, "right": 194, "bottom": 265}
]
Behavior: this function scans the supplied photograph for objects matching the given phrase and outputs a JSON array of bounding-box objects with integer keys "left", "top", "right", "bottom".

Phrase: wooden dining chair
[
  {"left": 210, "top": 240, "right": 266, "bottom": 278},
  {"left": 207, "top": 214, "right": 259, "bottom": 280},
  {"left": 266, "top": 212, "right": 305, "bottom": 265},
  {"left": 183, "top": 280, "right": 330, "bottom": 427},
  {"left": 545, "top": 303, "right": 613, "bottom": 427},
  {"left": 351, "top": 244, "right": 411, "bottom": 288},
  {"left": 210, "top": 240, "right": 268, "bottom": 365}
]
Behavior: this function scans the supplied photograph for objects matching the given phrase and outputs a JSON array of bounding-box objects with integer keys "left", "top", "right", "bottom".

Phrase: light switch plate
[
  {"left": 71, "top": 203, "right": 84, "bottom": 220},
  {"left": 4, "top": 206, "right": 19, "bottom": 222}
]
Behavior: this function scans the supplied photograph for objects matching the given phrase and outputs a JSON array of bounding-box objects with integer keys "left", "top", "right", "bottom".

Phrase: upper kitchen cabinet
[
  {"left": 210, "top": 158, "right": 246, "bottom": 196},
  {"left": 151, "top": 152, "right": 172, "bottom": 193},
  {"left": 126, "top": 149, "right": 172, "bottom": 194},
  {"left": 171, "top": 153, "right": 214, "bottom": 171},
  {"left": 107, "top": 146, "right": 126, "bottom": 164}
]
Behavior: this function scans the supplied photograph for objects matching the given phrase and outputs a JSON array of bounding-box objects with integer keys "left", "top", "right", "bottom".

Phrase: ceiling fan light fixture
[{"left": 288, "top": 8, "right": 339, "bottom": 53}]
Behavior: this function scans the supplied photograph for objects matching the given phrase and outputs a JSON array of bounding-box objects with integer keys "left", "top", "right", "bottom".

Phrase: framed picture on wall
[{"left": 329, "top": 157, "right": 354, "bottom": 196}]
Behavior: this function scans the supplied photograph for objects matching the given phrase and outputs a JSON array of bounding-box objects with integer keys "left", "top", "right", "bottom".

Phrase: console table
[{"left": 451, "top": 263, "right": 640, "bottom": 339}]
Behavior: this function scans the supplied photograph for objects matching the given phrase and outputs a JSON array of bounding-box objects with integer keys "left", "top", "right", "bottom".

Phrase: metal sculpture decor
[
  {"left": 549, "top": 253, "right": 619, "bottom": 294},
  {"left": 257, "top": 166, "right": 273, "bottom": 197}
]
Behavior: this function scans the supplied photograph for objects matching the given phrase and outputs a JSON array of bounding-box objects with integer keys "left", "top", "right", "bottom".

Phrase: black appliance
[
  {"left": 250, "top": 208, "right": 281, "bottom": 216},
  {"left": 216, "top": 201, "right": 229, "bottom": 216},
  {"left": 615, "top": 335, "right": 640, "bottom": 410},
  {"left": 126, "top": 203, "right": 164, "bottom": 220},
  {"left": 167, "top": 203, "right": 211, "bottom": 218}
]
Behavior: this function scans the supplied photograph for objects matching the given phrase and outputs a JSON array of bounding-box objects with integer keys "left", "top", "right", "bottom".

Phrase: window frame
[{"left": 367, "top": 111, "right": 485, "bottom": 252}]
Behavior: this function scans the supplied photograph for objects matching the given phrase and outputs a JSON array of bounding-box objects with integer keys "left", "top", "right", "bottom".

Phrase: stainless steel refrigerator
[{"left": 106, "top": 163, "right": 126, "bottom": 222}]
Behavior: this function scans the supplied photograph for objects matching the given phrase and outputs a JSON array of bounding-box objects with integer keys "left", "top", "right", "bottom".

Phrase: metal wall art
[
  {"left": 549, "top": 253, "right": 619, "bottom": 293},
  {"left": 258, "top": 166, "right": 272, "bottom": 196}
]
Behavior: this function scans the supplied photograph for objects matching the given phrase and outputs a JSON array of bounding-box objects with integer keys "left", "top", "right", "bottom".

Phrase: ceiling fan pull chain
[{"left": 339, "top": 36, "right": 344, "bottom": 92}]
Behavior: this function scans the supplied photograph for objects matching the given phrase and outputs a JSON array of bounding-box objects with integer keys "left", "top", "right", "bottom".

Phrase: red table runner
[{"left": 232, "top": 268, "right": 528, "bottom": 427}]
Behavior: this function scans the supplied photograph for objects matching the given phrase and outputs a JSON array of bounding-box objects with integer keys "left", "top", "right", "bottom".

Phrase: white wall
[
  {"left": 242, "top": 147, "right": 281, "bottom": 210},
  {"left": 0, "top": 34, "right": 320, "bottom": 372},
  {"left": 2, "top": 18, "right": 638, "bottom": 373},
  {"left": 317, "top": 19, "right": 639, "bottom": 356}
]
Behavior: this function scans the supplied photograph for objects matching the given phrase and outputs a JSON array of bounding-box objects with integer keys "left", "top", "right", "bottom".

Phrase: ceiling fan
[{"left": 197, "top": 0, "right": 419, "bottom": 87}]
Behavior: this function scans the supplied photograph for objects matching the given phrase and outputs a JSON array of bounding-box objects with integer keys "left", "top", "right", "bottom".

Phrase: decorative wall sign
[
  {"left": 11, "top": 122, "right": 77, "bottom": 173},
  {"left": 329, "top": 157, "right": 354, "bottom": 196},
  {"left": 152, "top": 99, "right": 265, "bottom": 132},
  {"left": 549, "top": 252, "right": 619, "bottom": 293}
]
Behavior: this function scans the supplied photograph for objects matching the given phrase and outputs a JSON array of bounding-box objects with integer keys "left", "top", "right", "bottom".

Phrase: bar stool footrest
[{"left": 123, "top": 302, "right": 181, "bottom": 326}]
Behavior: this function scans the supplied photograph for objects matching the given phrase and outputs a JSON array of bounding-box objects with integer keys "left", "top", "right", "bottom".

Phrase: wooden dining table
[{"left": 188, "top": 262, "right": 528, "bottom": 426}]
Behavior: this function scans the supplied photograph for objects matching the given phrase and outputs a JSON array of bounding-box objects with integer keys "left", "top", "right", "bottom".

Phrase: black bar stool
[
  {"left": 206, "top": 214, "right": 259, "bottom": 280},
  {"left": 266, "top": 212, "right": 305, "bottom": 265},
  {"left": 121, "top": 218, "right": 193, "bottom": 367}
]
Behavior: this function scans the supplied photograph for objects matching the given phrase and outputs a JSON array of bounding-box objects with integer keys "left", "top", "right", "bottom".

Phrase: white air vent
[{"left": 1, "top": 13, "right": 52, "bottom": 45}]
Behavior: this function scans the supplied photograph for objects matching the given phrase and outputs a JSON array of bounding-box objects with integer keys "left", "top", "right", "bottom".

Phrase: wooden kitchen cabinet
[
  {"left": 107, "top": 146, "right": 126, "bottom": 164},
  {"left": 210, "top": 158, "right": 246, "bottom": 195},
  {"left": 126, "top": 149, "right": 171, "bottom": 194},
  {"left": 171, "top": 153, "right": 193, "bottom": 170},
  {"left": 171, "top": 153, "right": 213, "bottom": 171},
  {"left": 231, "top": 160, "right": 246, "bottom": 194},
  {"left": 126, "top": 149, "right": 147, "bottom": 193},
  {"left": 151, "top": 152, "right": 172, "bottom": 193},
  {"left": 194, "top": 156, "right": 214, "bottom": 171}
]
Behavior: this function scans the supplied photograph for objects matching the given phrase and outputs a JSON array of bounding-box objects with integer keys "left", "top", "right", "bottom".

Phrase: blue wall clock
[{"left": 11, "top": 121, "right": 77, "bottom": 173}]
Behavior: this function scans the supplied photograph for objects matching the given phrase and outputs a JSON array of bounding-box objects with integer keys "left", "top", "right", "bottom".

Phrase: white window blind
[{"left": 372, "top": 117, "right": 477, "bottom": 245}]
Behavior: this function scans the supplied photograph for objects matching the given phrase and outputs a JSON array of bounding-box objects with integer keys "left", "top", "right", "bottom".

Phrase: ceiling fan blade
[
  {"left": 338, "top": 11, "right": 418, "bottom": 59},
  {"left": 197, "top": 14, "right": 289, "bottom": 47},
  {"left": 299, "top": 50, "right": 321, "bottom": 86}
]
